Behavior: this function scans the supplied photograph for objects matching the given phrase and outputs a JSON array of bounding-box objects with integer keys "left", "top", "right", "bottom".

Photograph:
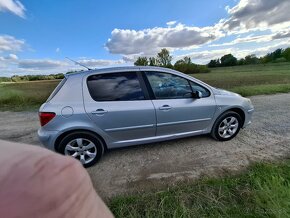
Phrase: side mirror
[{"left": 192, "top": 91, "right": 202, "bottom": 99}]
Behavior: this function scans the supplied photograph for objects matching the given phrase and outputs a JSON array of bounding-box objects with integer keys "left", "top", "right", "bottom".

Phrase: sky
[{"left": 0, "top": 0, "right": 290, "bottom": 76}]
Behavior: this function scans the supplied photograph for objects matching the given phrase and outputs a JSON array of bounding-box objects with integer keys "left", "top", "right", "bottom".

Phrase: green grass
[
  {"left": 0, "top": 80, "right": 59, "bottom": 111},
  {"left": 195, "top": 62, "right": 290, "bottom": 88},
  {"left": 0, "top": 63, "right": 290, "bottom": 111},
  {"left": 109, "top": 160, "right": 290, "bottom": 217}
]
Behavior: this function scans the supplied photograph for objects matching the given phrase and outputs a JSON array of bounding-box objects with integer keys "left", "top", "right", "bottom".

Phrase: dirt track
[{"left": 1, "top": 93, "right": 290, "bottom": 198}]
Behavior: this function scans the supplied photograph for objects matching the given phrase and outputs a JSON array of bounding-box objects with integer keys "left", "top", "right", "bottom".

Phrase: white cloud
[
  {"left": 176, "top": 38, "right": 290, "bottom": 64},
  {"left": 210, "top": 30, "right": 290, "bottom": 47},
  {"left": 0, "top": 57, "right": 126, "bottom": 75},
  {"left": 105, "top": 0, "right": 290, "bottom": 57},
  {"left": 248, "top": 39, "right": 290, "bottom": 57},
  {"left": 0, "top": 53, "right": 18, "bottom": 61},
  {"left": 0, "top": 0, "right": 26, "bottom": 18},
  {"left": 18, "top": 59, "right": 69, "bottom": 70},
  {"left": 0, "top": 35, "right": 25, "bottom": 53},
  {"left": 225, "top": 5, "right": 230, "bottom": 13},
  {"left": 222, "top": 0, "right": 290, "bottom": 33},
  {"left": 0, "top": 53, "right": 18, "bottom": 70},
  {"left": 105, "top": 23, "right": 224, "bottom": 55},
  {"left": 166, "top": 21, "right": 177, "bottom": 26},
  {"left": 272, "top": 30, "right": 290, "bottom": 40},
  {"left": 78, "top": 58, "right": 124, "bottom": 67},
  {"left": 7, "top": 53, "right": 18, "bottom": 60}
]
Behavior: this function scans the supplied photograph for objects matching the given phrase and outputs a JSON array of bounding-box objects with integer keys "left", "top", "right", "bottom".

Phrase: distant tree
[
  {"left": 0, "top": 77, "right": 12, "bottom": 82},
  {"left": 261, "top": 48, "right": 284, "bottom": 63},
  {"left": 260, "top": 54, "right": 272, "bottom": 64},
  {"left": 174, "top": 56, "right": 210, "bottom": 74},
  {"left": 207, "top": 59, "right": 220, "bottom": 68},
  {"left": 174, "top": 57, "right": 192, "bottom": 73},
  {"left": 134, "top": 57, "right": 148, "bottom": 66},
  {"left": 272, "top": 48, "right": 283, "bottom": 60},
  {"left": 156, "top": 48, "right": 172, "bottom": 67},
  {"left": 238, "top": 58, "right": 245, "bottom": 65},
  {"left": 183, "top": 56, "right": 191, "bottom": 65},
  {"left": 11, "top": 75, "right": 21, "bottom": 82},
  {"left": 282, "top": 47, "right": 290, "bottom": 61},
  {"left": 244, "top": 54, "right": 259, "bottom": 65},
  {"left": 149, "top": 57, "right": 158, "bottom": 66},
  {"left": 220, "top": 54, "right": 238, "bottom": 67}
]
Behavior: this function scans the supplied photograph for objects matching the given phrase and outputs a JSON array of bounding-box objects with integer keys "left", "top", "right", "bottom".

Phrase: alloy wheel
[
  {"left": 64, "top": 138, "right": 97, "bottom": 164},
  {"left": 218, "top": 116, "right": 239, "bottom": 139}
]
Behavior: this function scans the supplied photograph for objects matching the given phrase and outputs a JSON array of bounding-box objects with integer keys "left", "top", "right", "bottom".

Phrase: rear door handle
[
  {"left": 91, "top": 109, "right": 108, "bottom": 115},
  {"left": 159, "top": 105, "right": 172, "bottom": 111}
]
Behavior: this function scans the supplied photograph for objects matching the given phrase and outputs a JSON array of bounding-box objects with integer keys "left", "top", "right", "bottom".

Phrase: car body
[{"left": 38, "top": 66, "right": 254, "bottom": 167}]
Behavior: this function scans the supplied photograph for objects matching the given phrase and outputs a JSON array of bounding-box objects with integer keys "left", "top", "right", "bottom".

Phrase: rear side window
[
  {"left": 87, "top": 72, "right": 145, "bottom": 101},
  {"left": 46, "top": 78, "right": 67, "bottom": 102}
]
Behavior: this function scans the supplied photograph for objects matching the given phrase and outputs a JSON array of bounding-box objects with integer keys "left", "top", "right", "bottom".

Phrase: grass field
[
  {"left": 0, "top": 80, "right": 59, "bottom": 111},
  {"left": 109, "top": 160, "right": 290, "bottom": 217},
  {"left": 0, "top": 62, "right": 290, "bottom": 111},
  {"left": 194, "top": 62, "right": 290, "bottom": 96}
]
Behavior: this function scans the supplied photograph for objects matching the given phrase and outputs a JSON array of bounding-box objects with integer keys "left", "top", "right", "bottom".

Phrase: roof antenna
[{"left": 65, "top": 57, "right": 92, "bottom": 70}]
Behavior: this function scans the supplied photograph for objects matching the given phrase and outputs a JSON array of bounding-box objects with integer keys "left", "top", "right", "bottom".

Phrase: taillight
[{"left": 39, "top": 112, "right": 56, "bottom": 126}]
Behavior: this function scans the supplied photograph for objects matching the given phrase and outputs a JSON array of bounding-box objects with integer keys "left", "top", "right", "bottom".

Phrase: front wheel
[
  {"left": 58, "top": 132, "right": 104, "bottom": 168},
  {"left": 211, "top": 111, "right": 242, "bottom": 141}
]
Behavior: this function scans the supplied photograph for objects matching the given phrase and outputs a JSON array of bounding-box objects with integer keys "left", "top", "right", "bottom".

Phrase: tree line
[
  {"left": 0, "top": 73, "right": 65, "bottom": 83},
  {"left": 134, "top": 48, "right": 210, "bottom": 74},
  {"left": 208, "top": 47, "right": 290, "bottom": 68}
]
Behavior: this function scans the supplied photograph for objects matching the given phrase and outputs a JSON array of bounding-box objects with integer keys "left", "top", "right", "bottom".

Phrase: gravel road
[{"left": 1, "top": 93, "right": 290, "bottom": 199}]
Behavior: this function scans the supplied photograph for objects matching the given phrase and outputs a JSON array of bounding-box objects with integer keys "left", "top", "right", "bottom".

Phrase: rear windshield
[{"left": 46, "top": 78, "right": 67, "bottom": 102}]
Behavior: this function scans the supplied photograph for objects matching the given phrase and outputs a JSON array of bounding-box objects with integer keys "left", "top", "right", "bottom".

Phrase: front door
[{"left": 144, "top": 71, "right": 216, "bottom": 136}]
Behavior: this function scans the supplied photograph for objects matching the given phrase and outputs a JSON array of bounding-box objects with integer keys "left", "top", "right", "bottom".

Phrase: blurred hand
[{"left": 0, "top": 140, "right": 113, "bottom": 218}]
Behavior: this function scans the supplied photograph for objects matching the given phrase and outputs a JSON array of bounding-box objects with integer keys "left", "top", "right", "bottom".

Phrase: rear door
[
  {"left": 144, "top": 71, "right": 216, "bottom": 136},
  {"left": 83, "top": 71, "right": 156, "bottom": 142}
]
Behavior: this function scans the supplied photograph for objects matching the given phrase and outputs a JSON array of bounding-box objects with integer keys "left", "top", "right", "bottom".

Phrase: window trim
[
  {"left": 86, "top": 71, "right": 148, "bottom": 102},
  {"left": 142, "top": 71, "right": 211, "bottom": 100}
]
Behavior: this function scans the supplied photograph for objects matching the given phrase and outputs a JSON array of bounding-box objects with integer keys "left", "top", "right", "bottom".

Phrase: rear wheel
[
  {"left": 58, "top": 132, "right": 104, "bottom": 167},
  {"left": 211, "top": 111, "right": 242, "bottom": 141}
]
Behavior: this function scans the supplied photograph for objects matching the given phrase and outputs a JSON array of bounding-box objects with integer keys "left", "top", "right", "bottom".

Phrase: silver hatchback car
[{"left": 38, "top": 66, "right": 254, "bottom": 167}]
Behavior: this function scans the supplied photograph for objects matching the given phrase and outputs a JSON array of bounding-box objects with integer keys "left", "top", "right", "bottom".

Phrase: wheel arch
[
  {"left": 212, "top": 107, "right": 246, "bottom": 131},
  {"left": 226, "top": 107, "right": 245, "bottom": 127},
  {"left": 54, "top": 129, "right": 108, "bottom": 152}
]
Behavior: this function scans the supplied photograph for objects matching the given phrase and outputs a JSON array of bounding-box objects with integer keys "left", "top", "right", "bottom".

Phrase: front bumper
[{"left": 243, "top": 108, "right": 254, "bottom": 128}]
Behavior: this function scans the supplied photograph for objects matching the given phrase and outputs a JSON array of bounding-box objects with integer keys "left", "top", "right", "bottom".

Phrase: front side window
[
  {"left": 190, "top": 81, "right": 210, "bottom": 98},
  {"left": 87, "top": 72, "right": 145, "bottom": 101},
  {"left": 145, "top": 71, "right": 192, "bottom": 99}
]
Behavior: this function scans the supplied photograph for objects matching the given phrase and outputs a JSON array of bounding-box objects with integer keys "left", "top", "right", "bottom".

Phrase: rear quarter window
[{"left": 46, "top": 78, "right": 67, "bottom": 102}]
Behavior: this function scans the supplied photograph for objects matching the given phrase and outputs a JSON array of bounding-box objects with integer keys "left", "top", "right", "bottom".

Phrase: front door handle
[
  {"left": 159, "top": 105, "right": 172, "bottom": 111},
  {"left": 91, "top": 109, "right": 108, "bottom": 115}
]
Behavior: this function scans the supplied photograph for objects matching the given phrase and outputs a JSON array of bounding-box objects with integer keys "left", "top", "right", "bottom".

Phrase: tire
[
  {"left": 211, "top": 111, "right": 242, "bottom": 141},
  {"left": 58, "top": 131, "right": 104, "bottom": 168}
]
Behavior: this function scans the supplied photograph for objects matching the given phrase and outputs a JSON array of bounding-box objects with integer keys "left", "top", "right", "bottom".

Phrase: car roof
[
  {"left": 65, "top": 66, "right": 177, "bottom": 78},
  {"left": 64, "top": 65, "right": 214, "bottom": 91}
]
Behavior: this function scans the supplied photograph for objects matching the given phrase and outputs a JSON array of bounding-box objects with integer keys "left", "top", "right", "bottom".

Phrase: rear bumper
[
  {"left": 37, "top": 128, "right": 58, "bottom": 151},
  {"left": 243, "top": 108, "right": 254, "bottom": 128}
]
